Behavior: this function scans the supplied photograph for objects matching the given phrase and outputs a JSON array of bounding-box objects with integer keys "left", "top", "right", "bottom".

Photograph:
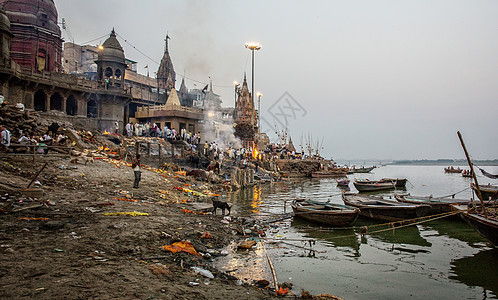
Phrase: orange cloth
[{"left": 162, "top": 241, "right": 201, "bottom": 256}]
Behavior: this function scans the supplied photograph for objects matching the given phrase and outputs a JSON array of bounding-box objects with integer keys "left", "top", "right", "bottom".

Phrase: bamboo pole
[
  {"left": 457, "top": 131, "right": 487, "bottom": 217},
  {"left": 27, "top": 163, "right": 47, "bottom": 188},
  {"left": 259, "top": 236, "right": 279, "bottom": 293}
]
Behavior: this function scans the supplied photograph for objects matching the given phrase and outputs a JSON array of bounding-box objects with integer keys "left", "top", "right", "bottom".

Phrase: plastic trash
[
  {"left": 188, "top": 282, "right": 199, "bottom": 286},
  {"left": 191, "top": 267, "right": 214, "bottom": 279}
]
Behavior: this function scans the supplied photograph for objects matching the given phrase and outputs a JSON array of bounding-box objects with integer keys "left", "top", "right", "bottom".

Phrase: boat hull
[
  {"left": 471, "top": 184, "right": 498, "bottom": 200},
  {"left": 336, "top": 179, "right": 350, "bottom": 187},
  {"left": 291, "top": 200, "right": 359, "bottom": 227},
  {"left": 353, "top": 181, "right": 395, "bottom": 192},
  {"left": 380, "top": 178, "right": 407, "bottom": 187},
  {"left": 349, "top": 166, "right": 375, "bottom": 173},
  {"left": 343, "top": 194, "right": 431, "bottom": 221},
  {"left": 453, "top": 205, "right": 498, "bottom": 246},
  {"left": 395, "top": 195, "right": 470, "bottom": 215}
]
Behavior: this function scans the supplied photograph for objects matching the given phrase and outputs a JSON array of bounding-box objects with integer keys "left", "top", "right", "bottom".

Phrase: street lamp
[
  {"left": 245, "top": 41, "right": 262, "bottom": 129},
  {"left": 256, "top": 92, "right": 262, "bottom": 130},
  {"left": 233, "top": 81, "right": 239, "bottom": 107}
]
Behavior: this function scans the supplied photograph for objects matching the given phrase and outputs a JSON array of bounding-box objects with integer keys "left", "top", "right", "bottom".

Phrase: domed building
[
  {"left": 95, "top": 28, "right": 126, "bottom": 88},
  {"left": 0, "top": 0, "right": 63, "bottom": 72}
]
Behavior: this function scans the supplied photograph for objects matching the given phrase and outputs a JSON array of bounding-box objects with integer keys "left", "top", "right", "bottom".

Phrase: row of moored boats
[{"left": 291, "top": 189, "right": 498, "bottom": 245}]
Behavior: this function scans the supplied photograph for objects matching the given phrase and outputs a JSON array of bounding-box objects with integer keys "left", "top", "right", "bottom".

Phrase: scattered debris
[
  {"left": 162, "top": 241, "right": 201, "bottom": 257},
  {"left": 191, "top": 267, "right": 214, "bottom": 279},
  {"left": 102, "top": 211, "right": 149, "bottom": 217}
]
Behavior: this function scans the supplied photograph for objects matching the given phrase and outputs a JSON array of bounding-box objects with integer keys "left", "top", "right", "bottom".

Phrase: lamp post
[
  {"left": 233, "top": 81, "right": 239, "bottom": 120},
  {"left": 256, "top": 92, "right": 262, "bottom": 131},
  {"left": 245, "top": 41, "right": 262, "bottom": 129},
  {"left": 233, "top": 81, "right": 239, "bottom": 107}
]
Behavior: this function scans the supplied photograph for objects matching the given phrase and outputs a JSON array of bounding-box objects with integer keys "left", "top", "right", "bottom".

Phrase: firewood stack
[{"left": 0, "top": 103, "right": 39, "bottom": 140}]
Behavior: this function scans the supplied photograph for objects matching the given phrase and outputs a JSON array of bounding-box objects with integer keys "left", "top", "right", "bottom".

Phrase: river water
[{"left": 214, "top": 165, "right": 498, "bottom": 299}]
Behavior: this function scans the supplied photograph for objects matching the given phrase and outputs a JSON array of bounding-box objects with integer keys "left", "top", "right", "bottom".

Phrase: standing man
[
  {"left": 114, "top": 121, "right": 119, "bottom": 134},
  {"left": 132, "top": 154, "right": 141, "bottom": 188},
  {"left": 0, "top": 125, "right": 11, "bottom": 152},
  {"left": 125, "top": 122, "right": 133, "bottom": 136}
]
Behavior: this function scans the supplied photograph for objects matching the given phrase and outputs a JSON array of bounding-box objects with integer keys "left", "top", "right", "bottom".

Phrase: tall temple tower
[
  {"left": 234, "top": 74, "right": 254, "bottom": 125},
  {"left": 156, "top": 34, "right": 176, "bottom": 102},
  {"left": 178, "top": 77, "right": 188, "bottom": 106},
  {"left": 234, "top": 74, "right": 256, "bottom": 145}
]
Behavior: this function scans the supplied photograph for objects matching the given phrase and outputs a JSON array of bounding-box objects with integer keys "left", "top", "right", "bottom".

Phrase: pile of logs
[{"left": 0, "top": 103, "right": 39, "bottom": 139}]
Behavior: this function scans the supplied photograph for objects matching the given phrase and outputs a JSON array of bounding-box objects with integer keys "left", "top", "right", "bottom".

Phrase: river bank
[{"left": 0, "top": 155, "right": 290, "bottom": 299}]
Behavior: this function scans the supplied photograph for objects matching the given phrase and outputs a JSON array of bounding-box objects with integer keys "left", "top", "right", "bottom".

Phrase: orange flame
[{"left": 252, "top": 148, "right": 259, "bottom": 159}]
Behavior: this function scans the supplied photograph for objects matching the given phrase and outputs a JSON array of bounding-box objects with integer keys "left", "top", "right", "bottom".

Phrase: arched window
[
  {"left": 115, "top": 69, "right": 122, "bottom": 78},
  {"left": 50, "top": 92, "right": 63, "bottom": 111},
  {"left": 104, "top": 67, "right": 113, "bottom": 78},
  {"left": 34, "top": 90, "right": 46, "bottom": 111},
  {"left": 87, "top": 98, "right": 98, "bottom": 118},
  {"left": 66, "top": 95, "right": 78, "bottom": 116}
]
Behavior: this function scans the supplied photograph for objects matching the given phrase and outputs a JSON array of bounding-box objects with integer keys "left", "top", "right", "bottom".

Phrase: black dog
[
  {"left": 211, "top": 198, "right": 231, "bottom": 216},
  {"left": 47, "top": 122, "right": 60, "bottom": 137}
]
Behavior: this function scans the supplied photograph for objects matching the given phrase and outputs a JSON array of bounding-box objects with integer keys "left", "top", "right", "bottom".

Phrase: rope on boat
[
  {"left": 264, "top": 209, "right": 469, "bottom": 244},
  {"left": 435, "top": 187, "right": 471, "bottom": 199}
]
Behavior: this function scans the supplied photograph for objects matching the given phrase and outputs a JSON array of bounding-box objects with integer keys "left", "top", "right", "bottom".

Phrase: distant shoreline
[{"left": 390, "top": 159, "right": 498, "bottom": 166}]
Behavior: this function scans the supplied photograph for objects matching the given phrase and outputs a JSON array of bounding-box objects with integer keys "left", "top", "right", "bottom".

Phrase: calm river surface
[{"left": 215, "top": 165, "right": 498, "bottom": 299}]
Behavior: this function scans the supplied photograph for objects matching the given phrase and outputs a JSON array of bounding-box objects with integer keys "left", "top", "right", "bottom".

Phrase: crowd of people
[
  {"left": 123, "top": 122, "right": 202, "bottom": 145},
  {"left": 0, "top": 123, "right": 68, "bottom": 154}
]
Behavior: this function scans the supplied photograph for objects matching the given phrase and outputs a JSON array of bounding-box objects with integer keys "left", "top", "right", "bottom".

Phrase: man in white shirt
[{"left": 0, "top": 125, "right": 11, "bottom": 152}]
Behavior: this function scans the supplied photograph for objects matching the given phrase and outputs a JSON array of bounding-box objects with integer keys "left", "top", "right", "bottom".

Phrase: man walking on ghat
[{"left": 132, "top": 154, "right": 141, "bottom": 188}]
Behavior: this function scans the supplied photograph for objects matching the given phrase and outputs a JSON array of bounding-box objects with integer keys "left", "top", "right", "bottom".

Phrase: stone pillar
[
  {"left": 61, "top": 96, "right": 67, "bottom": 113},
  {"left": 45, "top": 94, "right": 50, "bottom": 111}
]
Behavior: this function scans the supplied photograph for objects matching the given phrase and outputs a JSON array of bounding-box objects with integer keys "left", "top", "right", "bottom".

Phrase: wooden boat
[
  {"left": 452, "top": 205, "right": 498, "bottom": 246},
  {"left": 461, "top": 170, "right": 473, "bottom": 178},
  {"left": 336, "top": 179, "right": 350, "bottom": 187},
  {"left": 311, "top": 170, "right": 347, "bottom": 178},
  {"left": 342, "top": 193, "right": 431, "bottom": 221},
  {"left": 454, "top": 131, "right": 498, "bottom": 246},
  {"left": 348, "top": 166, "right": 375, "bottom": 174},
  {"left": 471, "top": 183, "right": 498, "bottom": 200},
  {"left": 379, "top": 178, "right": 407, "bottom": 187},
  {"left": 444, "top": 167, "right": 463, "bottom": 173},
  {"left": 395, "top": 194, "right": 472, "bottom": 215},
  {"left": 353, "top": 180, "right": 395, "bottom": 192},
  {"left": 291, "top": 199, "right": 359, "bottom": 226}
]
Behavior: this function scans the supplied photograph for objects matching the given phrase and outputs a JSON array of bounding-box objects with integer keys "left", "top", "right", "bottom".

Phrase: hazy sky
[{"left": 55, "top": 0, "right": 498, "bottom": 160}]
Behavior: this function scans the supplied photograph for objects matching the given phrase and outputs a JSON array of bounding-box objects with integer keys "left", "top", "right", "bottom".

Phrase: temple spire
[{"left": 164, "top": 33, "right": 170, "bottom": 51}]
